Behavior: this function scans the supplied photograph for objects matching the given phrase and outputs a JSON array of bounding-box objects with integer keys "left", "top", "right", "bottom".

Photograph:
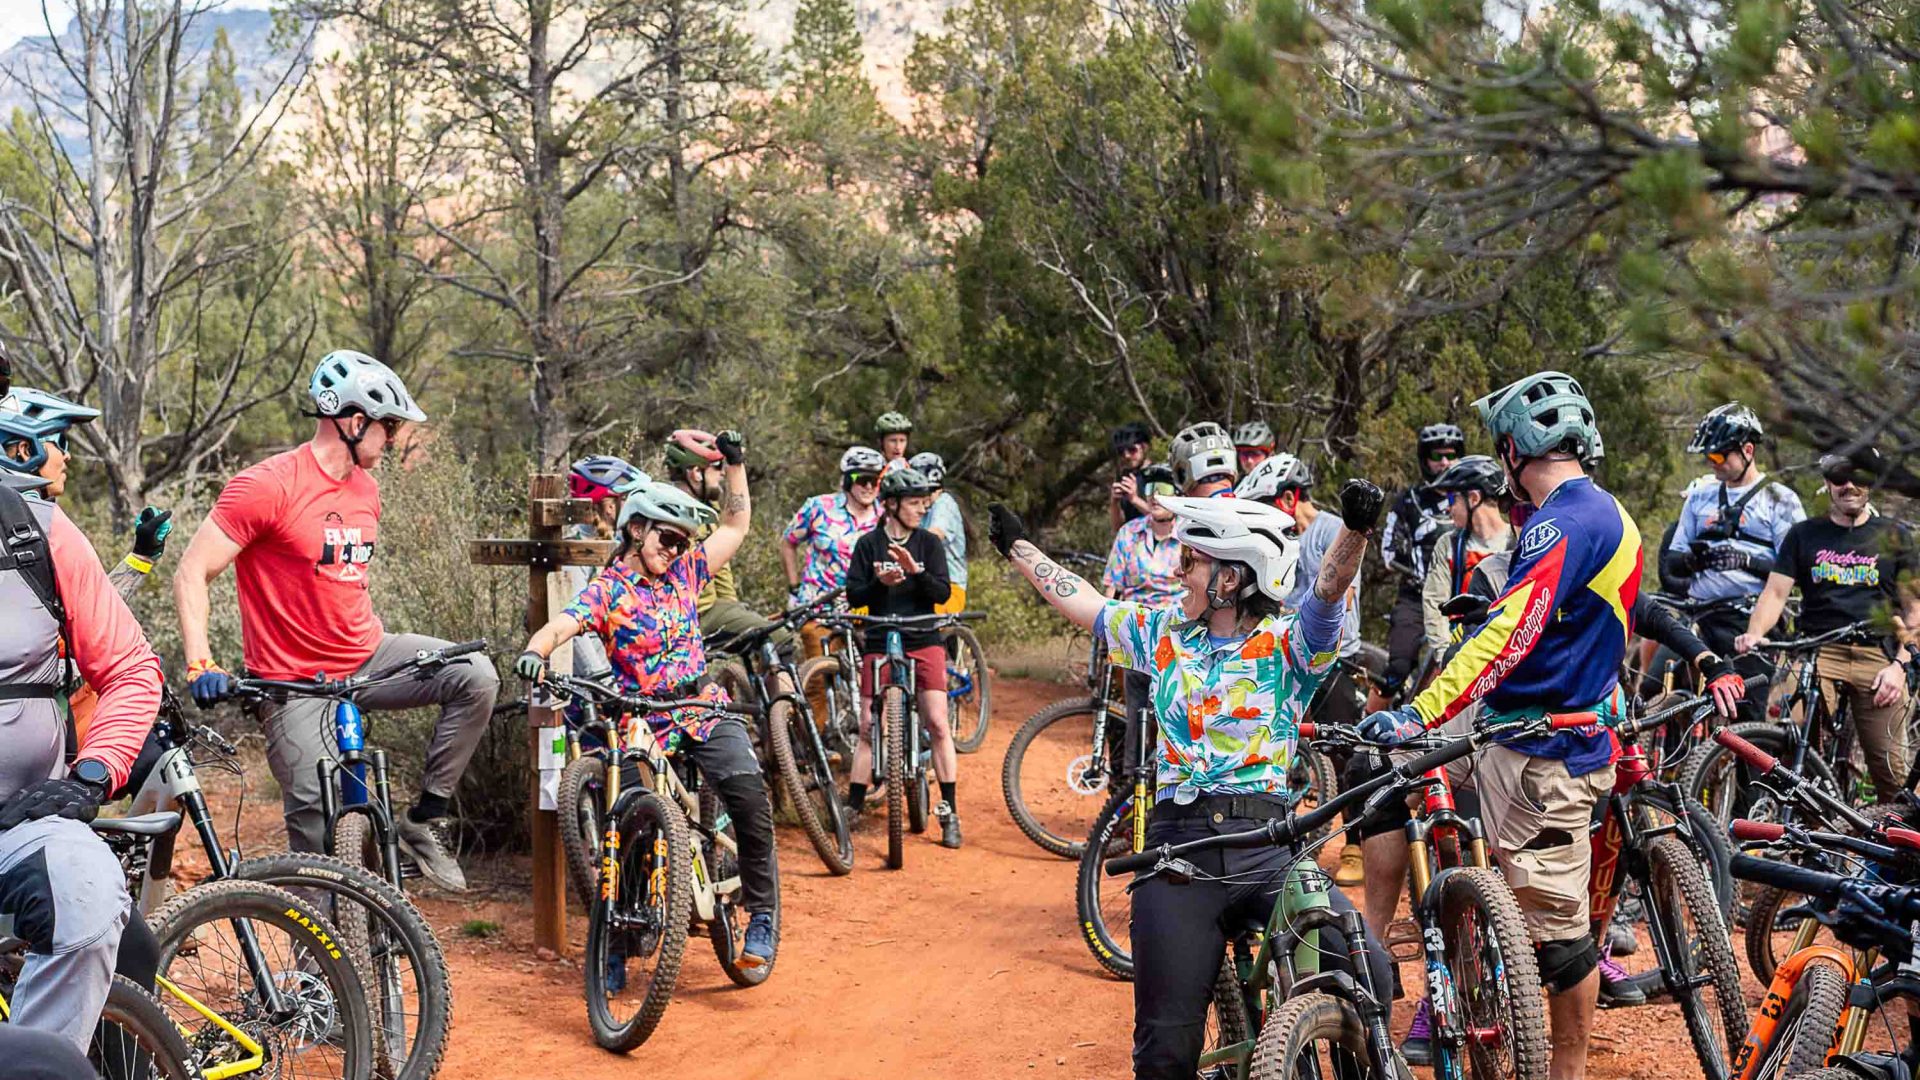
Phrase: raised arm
[
  {"left": 986, "top": 504, "right": 1110, "bottom": 630},
  {"left": 702, "top": 432, "right": 750, "bottom": 572}
]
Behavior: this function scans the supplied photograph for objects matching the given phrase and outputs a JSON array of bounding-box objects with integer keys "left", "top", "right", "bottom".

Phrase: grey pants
[
  {"left": 259, "top": 632, "right": 500, "bottom": 854},
  {"left": 0, "top": 816, "right": 129, "bottom": 1056}
]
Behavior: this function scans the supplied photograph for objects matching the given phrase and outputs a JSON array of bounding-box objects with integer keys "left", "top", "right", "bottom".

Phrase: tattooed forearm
[
  {"left": 1315, "top": 527, "right": 1368, "bottom": 604},
  {"left": 1012, "top": 540, "right": 1089, "bottom": 599}
]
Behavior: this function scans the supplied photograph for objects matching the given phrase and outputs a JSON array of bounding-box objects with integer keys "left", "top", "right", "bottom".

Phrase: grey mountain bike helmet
[
  {"left": 1431, "top": 455, "right": 1508, "bottom": 499},
  {"left": 1169, "top": 422, "right": 1238, "bottom": 489},
  {"left": 1686, "top": 403, "right": 1764, "bottom": 456},
  {"left": 1236, "top": 453, "right": 1313, "bottom": 503},
  {"left": 308, "top": 349, "right": 426, "bottom": 423},
  {"left": 1232, "top": 420, "right": 1275, "bottom": 450},
  {"left": 840, "top": 445, "right": 885, "bottom": 476},
  {"left": 907, "top": 451, "right": 946, "bottom": 485},
  {"left": 0, "top": 389, "right": 99, "bottom": 474},
  {"left": 617, "top": 481, "right": 718, "bottom": 536},
  {"left": 880, "top": 467, "right": 938, "bottom": 500}
]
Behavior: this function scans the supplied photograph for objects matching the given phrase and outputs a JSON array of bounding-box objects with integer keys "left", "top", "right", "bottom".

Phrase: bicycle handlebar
[
  {"left": 1755, "top": 622, "right": 1880, "bottom": 653},
  {"left": 233, "top": 638, "right": 490, "bottom": 701},
  {"left": 536, "top": 671, "right": 747, "bottom": 719}
]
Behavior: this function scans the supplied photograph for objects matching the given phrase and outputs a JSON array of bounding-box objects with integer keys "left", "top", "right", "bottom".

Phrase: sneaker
[
  {"left": 396, "top": 812, "right": 469, "bottom": 892},
  {"left": 1334, "top": 843, "right": 1365, "bottom": 887},
  {"left": 936, "top": 801, "right": 963, "bottom": 849},
  {"left": 1400, "top": 998, "right": 1432, "bottom": 1066},
  {"left": 1597, "top": 948, "right": 1647, "bottom": 1007},
  {"left": 739, "top": 912, "right": 777, "bottom": 969},
  {"left": 1606, "top": 919, "right": 1639, "bottom": 958}
]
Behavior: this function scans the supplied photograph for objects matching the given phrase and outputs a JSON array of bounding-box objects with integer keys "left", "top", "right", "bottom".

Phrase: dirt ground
[{"left": 194, "top": 674, "right": 1762, "bottom": 1079}]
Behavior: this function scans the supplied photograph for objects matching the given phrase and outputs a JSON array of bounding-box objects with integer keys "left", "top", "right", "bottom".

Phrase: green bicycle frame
[{"left": 1194, "top": 853, "right": 1334, "bottom": 1074}]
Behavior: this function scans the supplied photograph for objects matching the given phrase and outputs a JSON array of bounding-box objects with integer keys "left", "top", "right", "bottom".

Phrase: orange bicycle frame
[{"left": 1730, "top": 944, "right": 1861, "bottom": 1080}]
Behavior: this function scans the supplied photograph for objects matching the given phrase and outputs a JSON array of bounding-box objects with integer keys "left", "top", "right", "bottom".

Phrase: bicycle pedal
[{"left": 1385, "top": 918, "right": 1423, "bottom": 961}]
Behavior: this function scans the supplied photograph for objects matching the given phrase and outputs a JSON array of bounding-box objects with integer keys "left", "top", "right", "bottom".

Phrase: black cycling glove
[
  {"left": 132, "top": 506, "right": 174, "bottom": 560},
  {"left": 715, "top": 430, "right": 747, "bottom": 466},
  {"left": 0, "top": 778, "right": 103, "bottom": 830},
  {"left": 1338, "top": 478, "right": 1385, "bottom": 533},
  {"left": 987, "top": 503, "right": 1027, "bottom": 558}
]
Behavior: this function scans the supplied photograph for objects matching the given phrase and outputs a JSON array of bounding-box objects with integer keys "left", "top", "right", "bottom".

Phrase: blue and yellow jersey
[{"left": 1411, "top": 476, "right": 1641, "bottom": 773}]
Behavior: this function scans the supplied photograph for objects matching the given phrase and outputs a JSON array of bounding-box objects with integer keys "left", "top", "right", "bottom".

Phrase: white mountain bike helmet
[
  {"left": 839, "top": 445, "right": 885, "bottom": 476},
  {"left": 1158, "top": 494, "right": 1300, "bottom": 603},
  {"left": 1235, "top": 453, "right": 1312, "bottom": 503},
  {"left": 308, "top": 349, "right": 426, "bottom": 422}
]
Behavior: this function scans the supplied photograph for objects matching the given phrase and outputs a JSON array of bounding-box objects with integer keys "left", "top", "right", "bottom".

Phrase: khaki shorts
[{"left": 1423, "top": 711, "right": 1612, "bottom": 943}]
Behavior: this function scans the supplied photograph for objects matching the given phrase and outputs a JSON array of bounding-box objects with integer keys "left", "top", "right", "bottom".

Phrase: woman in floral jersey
[{"left": 985, "top": 480, "right": 1386, "bottom": 1080}]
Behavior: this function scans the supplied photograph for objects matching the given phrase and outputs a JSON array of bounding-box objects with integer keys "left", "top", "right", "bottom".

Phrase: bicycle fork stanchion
[{"left": 374, "top": 750, "right": 406, "bottom": 891}]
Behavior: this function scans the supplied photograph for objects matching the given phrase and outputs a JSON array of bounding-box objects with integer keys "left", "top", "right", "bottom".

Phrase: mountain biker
[
  {"left": 1735, "top": 445, "right": 1920, "bottom": 803},
  {"left": 876, "top": 412, "right": 913, "bottom": 476},
  {"left": 986, "top": 477, "right": 1388, "bottom": 1079},
  {"left": 173, "top": 349, "right": 499, "bottom": 892},
  {"left": 1168, "top": 422, "right": 1237, "bottom": 498},
  {"left": 1376, "top": 423, "right": 1465, "bottom": 707},
  {"left": 1101, "top": 463, "right": 1182, "bottom": 798},
  {"left": 911, "top": 451, "right": 969, "bottom": 614},
  {"left": 1231, "top": 420, "right": 1274, "bottom": 476},
  {"left": 1361, "top": 372, "right": 1637, "bottom": 1080},
  {"left": 0, "top": 440, "right": 164, "bottom": 1056},
  {"left": 843, "top": 467, "right": 961, "bottom": 847},
  {"left": 565, "top": 455, "right": 651, "bottom": 683},
  {"left": 1420, "top": 455, "right": 1515, "bottom": 658},
  {"left": 1110, "top": 422, "right": 1154, "bottom": 529},
  {"left": 518, "top": 463, "right": 780, "bottom": 969},
  {"left": 783, "top": 446, "right": 885, "bottom": 659},
  {"left": 1237, "top": 452, "right": 1369, "bottom": 886},
  {"left": 663, "top": 429, "right": 779, "bottom": 641},
  {"left": 1665, "top": 403, "right": 1804, "bottom": 665}
]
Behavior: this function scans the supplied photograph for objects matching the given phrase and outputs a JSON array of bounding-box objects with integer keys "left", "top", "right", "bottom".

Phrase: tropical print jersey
[
  {"left": 1102, "top": 516, "right": 1183, "bottom": 610},
  {"left": 783, "top": 492, "right": 881, "bottom": 604},
  {"left": 563, "top": 548, "right": 730, "bottom": 739},
  {"left": 1412, "top": 476, "right": 1641, "bottom": 774},
  {"left": 1100, "top": 598, "right": 1340, "bottom": 804}
]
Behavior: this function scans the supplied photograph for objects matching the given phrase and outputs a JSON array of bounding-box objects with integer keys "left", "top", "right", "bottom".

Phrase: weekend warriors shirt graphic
[
  {"left": 210, "top": 445, "right": 385, "bottom": 681},
  {"left": 1774, "top": 515, "right": 1918, "bottom": 637}
]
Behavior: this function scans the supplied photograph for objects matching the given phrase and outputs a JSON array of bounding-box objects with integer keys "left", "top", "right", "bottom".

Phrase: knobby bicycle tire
[
  {"left": 1437, "top": 867, "right": 1549, "bottom": 1080},
  {"left": 944, "top": 625, "right": 993, "bottom": 754},
  {"left": 711, "top": 658, "right": 765, "bottom": 773},
  {"left": 233, "top": 851, "right": 454, "bottom": 1080},
  {"left": 767, "top": 672, "right": 855, "bottom": 875},
  {"left": 796, "top": 654, "right": 858, "bottom": 788},
  {"left": 884, "top": 685, "right": 909, "bottom": 870},
  {"left": 1680, "top": 721, "right": 1841, "bottom": 827},
  {"left": 0, "top": 958, "right": 204, "bottom": 1080},
  {"left": 1076, "top": 790, "right": 1137, "bottom": 980},
  {"left": 559, "top": 754, "right": 610, "bottom": 903},
  {"left": 149, "top": 878, "right": 375, "bottom": 1080},
  {"left": 1631, "top": 791, "right": 1736, "bottom": 920},
  {"left": 585, "top": 791, "right": 692, "bottom": 1053},
  {"left": 1251, "top": 991, "right": 1412, "bottom": 1080},
  {"left": 1290, "top": 742, "right": 1339, "bottom": 845},
  {"left": 1644, "top": 837, "right": 1747, "bottom": 1080},
  {"left": 1207, "top": 952, "right": 1253, "bottom": 1067},
  {"left": 1759, "top": 961, "right": 1849, "bottom": 1080},
  {"left": 700, "top": 785, "right": 780, "bottom": 988},
  {"left": 1001, "top": 698, "right": 1126, "bottom": 860}
]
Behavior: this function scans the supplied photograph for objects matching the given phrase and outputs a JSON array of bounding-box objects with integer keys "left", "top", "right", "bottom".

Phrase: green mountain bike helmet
[
  {"left": 880, "top": 467, "right": 937, "bottom": 499},
  {"left": 617, "top": 481, "right": 718, "bottom": 536},
  {"left": 1473, "top": 371, "right": 1599, "bottom": 462},
  {"left": 876, "top": 411, "right": 914, "bottom": 435}
]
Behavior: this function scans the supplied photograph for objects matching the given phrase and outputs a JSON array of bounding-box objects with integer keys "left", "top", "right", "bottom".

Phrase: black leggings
[{"left": 1132, "top": 811, "right": 1394, "bottom": 1079}]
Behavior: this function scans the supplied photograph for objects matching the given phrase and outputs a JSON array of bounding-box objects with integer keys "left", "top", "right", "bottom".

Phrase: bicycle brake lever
[{"left": 1124, "top": 856, "right": 1199, "bottom": 893}]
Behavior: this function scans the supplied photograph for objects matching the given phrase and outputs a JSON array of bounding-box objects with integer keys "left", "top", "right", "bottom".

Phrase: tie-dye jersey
[
  {"left": 563, "top": 548, "right": 730, "bottom": 739},
  {"left": 783, "top": 492, "right": 881, "bottom": 604},
  {"left": 1102, "top": 516, "right": 1183, "bottom": 610},
  {"left": 1099, "top": 599, "right": 1338, "bottom": 805}
]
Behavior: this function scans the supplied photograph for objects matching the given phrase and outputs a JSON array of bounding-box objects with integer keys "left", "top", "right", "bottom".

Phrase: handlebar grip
[
  {"left": 1714, "top": 728, "right": 1779, "bottom": 773},
  {"left": 958, "top": 611, "right": 988, "bottom": 621},
  {"left": 1403, "top": 728, "right": 1479, "bottom": 776},
  {"left": 1549, "top": 711, "right": 1599, "bottom": 730},
  {"left": 1882, "top": 827, "right": 1920, "bottom": 853},
  {"left": 1730, "top": 819, "right": 1785, "bottom": 842},
  {"left": 440, "top": 640, "right": 489, "bottom": 659},
  {"left": 1298, "top": 722, "right": 1317, "bottom": 739},
  {"left": 1106, "top": 848, "right": 1164, "bottom": 877},
  {"left": 1729, "top": 854, "right": 1845, "bottom": 899}
]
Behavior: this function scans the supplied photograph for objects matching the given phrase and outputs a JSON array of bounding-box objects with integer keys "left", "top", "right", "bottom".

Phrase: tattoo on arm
[
  {"left": 1013, "top": 542, "right": 1088, "bottom": 599},
  {"left": 1315, "top": 528, "right": 1367, "bottom": 604},
  {"left": 725, "top": 490, "right": 748, "bottom": 514}
]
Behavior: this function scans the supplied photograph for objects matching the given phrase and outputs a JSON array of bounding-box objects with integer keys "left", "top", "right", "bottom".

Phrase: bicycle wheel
[
  {"left": 0, "top": 958, "right": 203, "bottom": 1080},
  {"left": 149, "top": 878, "right": 376, "bottom": 1080},
  {"left": 767, "top": 672, "right": 855, "bottom": 874},
  {"left": 1288, "top": 742, "right": 1338, "bottom": 845},
  {"left": 233, "top": 851, "right": 453, "bottom": 1080},
  {"left": 1633, "top": 791, "right": 1735, "bottom": 920},
  {"left": 1001, "top": 698, "right": 1126, "bottom": 860},
  {"left": 584, "top": 790, "right": 692, "bottom": 1053},
  {"left": 1206, "top": 952, "right": 1254, "bottom": 1072},
  {"left": 1744, "top": 961, "right": 1848, "bottom": 1080},
  {"left": 883, "top": 685, "right": 909, "bottom": 870},
  {"left": 1743, "top": 884, "right": 1842, "bottom": 986},
  {"left": 908, "top": 733, "right": 931, "bottom": 837},
  {"left": 1251, "top": 991, "right": 1410, "bottom": 1080},
  {"left": 559, "top": 753, "right": 610, "bottom": 903},
  {"left": 798, "top": 655, "right": 859, "bottom": 785},
  {"left": 1681, "top": 721, "right": 1840, "bottom": 827},
  {"left": 700, "top": 785, "right": 780, "bottom": 988},
  {"left": 1643, "top": 837, "right": 1747, "bottom": 1080},
  {"left": 1436, "top": 867, "right": 1549, "bottom": 1080},
  {"left": 711, "top": 658, "right": 765, "bottom": 768},
  {"left": 944, "top": 625, "right": 993, "bottom": 754},
  {"left": 1076, "top": 790, "right": 1137, "bottom": 980}
]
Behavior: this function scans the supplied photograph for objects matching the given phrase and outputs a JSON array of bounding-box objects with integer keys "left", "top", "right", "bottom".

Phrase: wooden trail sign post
[{"left": 469, "top": 473, "right": 614, "bottom": 953}]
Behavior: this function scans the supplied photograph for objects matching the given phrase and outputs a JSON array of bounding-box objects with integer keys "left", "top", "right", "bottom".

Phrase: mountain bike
[
  {"left": 1104, "top": 709, "right": 1567, "bottom": 1080},
  {"left": 944, "top": 615, "right": 993, "bottom": 754},
  {"left": 536, "top": 673, "right": 777, "bottom": 1053},
  {"left": 706, "top": 591, "right": 854, "bottom": 874},
  {"left": 0, "top": 930, "right": 200, "bottom": 1079},
  {"left": 1002, "top": 632, "right": 1126, "bottom": 860},
  {"left": 117, "top": 687, "right": 452, "bottom": 1080}
]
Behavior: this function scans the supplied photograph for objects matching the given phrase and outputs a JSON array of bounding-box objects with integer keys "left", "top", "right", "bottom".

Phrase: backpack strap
[{"left": 0, "top": 484, "right": 73, "bottom": 757}]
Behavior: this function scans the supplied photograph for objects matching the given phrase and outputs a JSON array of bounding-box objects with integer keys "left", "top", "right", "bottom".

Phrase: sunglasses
[
  {"left": 847, "top": 473, "right": 878, "bottom": 488},
  {"left": 1142, "top": 482, "right": 1177, "bottom": 500},
  {"left": 1177, "top": 547, "right": 1210, "bottom": 575},
  {"left": 1704, "top": 450, "right": 1733, "bottom": 466},
  {"left": 650, "top": 526, "right": 691, "bottom": 556},
  {"left": 1426, "top": 451, "right": 1459, "bottom": 464},
  {"left": 1824, "top": 472, "right": 1869, "bottom": 490}
]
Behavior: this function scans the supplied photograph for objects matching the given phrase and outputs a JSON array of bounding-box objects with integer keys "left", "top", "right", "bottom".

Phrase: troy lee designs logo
[
  {"left": 318, "top": 511, "right": 375, "bottom": 583},
  {"left": 1466, "top": 586, "right": 1553, "bottom": 702}
]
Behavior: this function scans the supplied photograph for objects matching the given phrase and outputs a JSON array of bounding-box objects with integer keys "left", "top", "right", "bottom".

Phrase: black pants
[
  {"left": 627, "top": 719, "right": 778, "bottom": 912},
  {"left": 1694, "top": 608, "right": 1774, "bottom": 721},
  {"left": 1384, "top": 588, "right": 1425, "bottom": 694},
  {"left": 1308, "top": 664, "right": 1363, "bottom": 826},
  {"left": 1132, "top": 810, "right": 1394, "bottom": 1079}
]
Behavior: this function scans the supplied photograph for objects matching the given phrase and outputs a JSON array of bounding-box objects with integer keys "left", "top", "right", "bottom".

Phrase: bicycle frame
[
  {"left": 603, "top": 714, "right": 741, "bottom": 925},
  {"left": 1730, "top": 943, "right": 1867, "bottom": 1080},
  {"left": 868, "top": 629, "right": 922, "bottom": 786},
  {"left": 1400, "top": 756, "right": 1496, "bottom": 1080}
]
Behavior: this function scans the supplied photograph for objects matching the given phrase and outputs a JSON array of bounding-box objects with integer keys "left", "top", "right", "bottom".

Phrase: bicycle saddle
[{"left": 91, "top": 812, "right": 182, "bottom": 837}]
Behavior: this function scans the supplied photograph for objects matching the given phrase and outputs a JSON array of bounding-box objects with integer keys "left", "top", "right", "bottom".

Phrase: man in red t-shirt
[{"left": 172, "top": 350, "right": 498, "bottom": 891}]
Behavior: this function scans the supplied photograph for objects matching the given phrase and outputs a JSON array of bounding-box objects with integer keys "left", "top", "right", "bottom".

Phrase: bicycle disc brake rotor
[
  {"left": 268, "top": 967, "right": 342, "bottom": 1050},
  {"left": 1066, "top": 754, "right": 1107, "bottom": 796}
]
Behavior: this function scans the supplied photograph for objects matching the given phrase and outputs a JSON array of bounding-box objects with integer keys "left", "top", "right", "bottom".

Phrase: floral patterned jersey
[
  {"left": 783, "top": 492, "right": 881, "bottom": 603},
  {"left": 1100, "top": 598, "right": 1340, "bottom": 805},
  {"left": 1101, "top": 516, "right": 1183, "bottom": 610},
  {"left": 563, "top": 548, "right": 730, "bottom": 739}
]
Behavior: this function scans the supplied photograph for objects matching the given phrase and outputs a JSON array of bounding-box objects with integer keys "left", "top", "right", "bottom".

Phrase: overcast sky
[{"left": 0, "top": 2, "right": 271, "bottom": 52}]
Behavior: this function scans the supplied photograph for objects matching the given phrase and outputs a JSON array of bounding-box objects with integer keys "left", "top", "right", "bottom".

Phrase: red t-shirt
[{"left": 209, "top": 445, "right": 384, "bottom": 680}]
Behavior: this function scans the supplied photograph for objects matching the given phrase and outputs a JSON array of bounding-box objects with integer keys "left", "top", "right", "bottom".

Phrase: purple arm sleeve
[{"left": 1296, "top": 590, "right": 1346, "bottom": 658}]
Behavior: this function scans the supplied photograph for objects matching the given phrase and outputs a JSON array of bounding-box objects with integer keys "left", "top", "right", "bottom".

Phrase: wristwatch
[{"left": 69, "top": 757, "right": 111, "bottom": 799}]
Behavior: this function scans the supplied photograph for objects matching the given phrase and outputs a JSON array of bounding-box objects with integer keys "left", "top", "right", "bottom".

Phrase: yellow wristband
[{"left": 123, "top": 553, "right": 154, "bottom": 575}]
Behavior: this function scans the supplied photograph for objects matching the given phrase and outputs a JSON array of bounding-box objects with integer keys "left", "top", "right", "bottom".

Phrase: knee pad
[{"left": 1535, "top": 934, "right": 1597, "bottom": 994}]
